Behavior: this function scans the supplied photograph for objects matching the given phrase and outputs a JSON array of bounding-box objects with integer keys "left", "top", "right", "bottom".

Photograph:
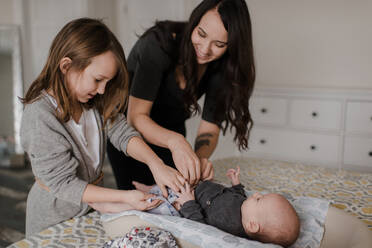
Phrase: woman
[{"left": 107, "top": 0, "right": 255, "bottom": 189}]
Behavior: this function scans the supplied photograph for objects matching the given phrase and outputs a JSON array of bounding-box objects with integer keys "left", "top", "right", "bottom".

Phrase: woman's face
[
  {"left": 66, "top": 51, "right": 118, "bottom": 103},
  {"left": 191, "top": 8, "right": 228, "bottom": 64}
]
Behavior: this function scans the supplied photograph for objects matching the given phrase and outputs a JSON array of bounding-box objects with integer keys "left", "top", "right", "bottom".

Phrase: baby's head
[{"left": 241, "top": 192, "right": 300, "bottom": 247}]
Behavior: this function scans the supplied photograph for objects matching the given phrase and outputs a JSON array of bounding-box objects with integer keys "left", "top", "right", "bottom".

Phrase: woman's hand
[
  {"left": 200, "top": 158, "right": 214, "bottom": 181},
  {"left": 149, "top": 162, "right": 186, "bottom": 197},
  {"left": 175, "top": 182, "right": 195, "bottom": 205},
  {"left": 168, "top": 135, "right": 201, "bottom": 185},
  {"left": 124, "top": 190, "right": 162, "bottom": 211},
  {"left": 226, "top": 166, "right": 240, "bottom": 186}
]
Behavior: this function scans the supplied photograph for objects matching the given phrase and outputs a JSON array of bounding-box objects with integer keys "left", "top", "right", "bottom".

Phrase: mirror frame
[{"left": 0, "top": 25, "right": 24, "bottom": 157}]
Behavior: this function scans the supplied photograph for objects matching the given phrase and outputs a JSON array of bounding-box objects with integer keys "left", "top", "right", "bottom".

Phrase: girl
[
  {"left": 20, "top": 18, "right": 184, "bottom": 236},
  {"left": 107, "top": 0, "right": 255, "bottom": 189}
]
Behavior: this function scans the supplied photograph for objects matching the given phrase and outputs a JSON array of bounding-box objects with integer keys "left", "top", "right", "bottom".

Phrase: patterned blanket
[
  {"left": 8, "top": 157, "right": 372, "bottom": 247},
  {"left": 213, "top": 157, "right": 372, "bottom": 230}
]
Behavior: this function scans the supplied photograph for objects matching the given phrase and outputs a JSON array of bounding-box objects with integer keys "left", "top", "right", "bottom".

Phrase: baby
[{"left": 93, "top": 167, "right": 300, "bottom": 247}]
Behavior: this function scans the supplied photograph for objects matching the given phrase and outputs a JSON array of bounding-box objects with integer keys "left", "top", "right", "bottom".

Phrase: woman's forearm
[
  {"left": 127, "top": 95, "right": 189, "bottom": 152},
  {"left": 194, "top": 120, "right": 220, "bottom": 159},
  {"left": 130, "top": 113, "right": 186, "bottom": 150},
  {"left": 194, "top": 132, "right": 219, "bottom": 159}
]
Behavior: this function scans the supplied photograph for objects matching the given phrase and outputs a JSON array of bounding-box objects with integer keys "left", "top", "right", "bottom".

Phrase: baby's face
[{"left": 241, "top": 192, "right": 272, "bottom": 223}]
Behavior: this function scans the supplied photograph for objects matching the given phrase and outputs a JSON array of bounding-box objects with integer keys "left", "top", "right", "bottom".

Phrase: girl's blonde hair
[{"left": 22, "top": 18, "right": 128, "bottom": 126}]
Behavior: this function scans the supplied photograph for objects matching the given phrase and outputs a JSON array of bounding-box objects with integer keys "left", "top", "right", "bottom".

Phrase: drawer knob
[
  {"left": 261, "top": 108, "right": 267, "bottom": 114},
  {"left": 310, "top": 145, "right": 317, "bottom": 151},
  {"left": 259, "top": 139, "right": 266, "bottom": 144},
  {"left": 311, "top": 112, "right": 318, "bottom": 118},
  {"left": 369, "top": 151, "right": 372, "bottom": 157}
]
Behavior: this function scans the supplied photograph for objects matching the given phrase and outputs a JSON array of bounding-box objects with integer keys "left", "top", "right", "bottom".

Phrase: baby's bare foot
[{"left": 132, "top": 181, "right": 154, "bottom": 193}]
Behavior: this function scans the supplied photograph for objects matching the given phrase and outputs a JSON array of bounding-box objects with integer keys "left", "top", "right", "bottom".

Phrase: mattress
[
  {"left": 213, "top": 157, "right": 372, "bottom": 231},
  {"left": 8, "top": 157, "right": 372, "bottom": 247}
]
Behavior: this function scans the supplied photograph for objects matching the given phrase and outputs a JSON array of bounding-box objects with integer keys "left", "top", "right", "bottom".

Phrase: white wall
[
  {"left": 115, "top": 0, "right": 372, "bottom": 90},
  {"left": 248, "top": 0, "right": 372, "bottom": 89},
  {"left": 1, "top": 0, "right": 372, "bottom": 160},
  {"left": 113, "top": 0, "right": 191, "bottom": 56},
  {"left": 0, "top": 0, "right": 118, "bottom": 90},
  {"left": 3, "top": 0, "right": 372, "bottom": 90},
  {"left": 0, "top": 0, "right": 14, "bottom": 24},
  {"left": 20, "top": 0, "right": 119, "bottom": 89}
]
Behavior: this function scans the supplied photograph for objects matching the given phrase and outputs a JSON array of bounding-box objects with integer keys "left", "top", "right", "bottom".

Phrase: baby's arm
[
  {"left": 176, "top": 182, "right": 207, "bottom": 223},
  {"left": 226, "top": 166, "right": 240, "bottom": 186},
  {"left": 88, "top": 202, "right": 134, "bottom": 214}
]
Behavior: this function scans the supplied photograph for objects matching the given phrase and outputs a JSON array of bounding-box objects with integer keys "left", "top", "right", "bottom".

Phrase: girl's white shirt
[{"left": 44, "top": 92, "right": 100, "bottom": 170}]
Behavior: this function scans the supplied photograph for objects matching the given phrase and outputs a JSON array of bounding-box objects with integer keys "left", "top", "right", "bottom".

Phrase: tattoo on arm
[{"left": 195, "top": 133, "right": 213, "bottom": 151}]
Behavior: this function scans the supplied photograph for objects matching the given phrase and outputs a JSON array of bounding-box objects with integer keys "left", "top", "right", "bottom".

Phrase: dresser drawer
[
  {"left": 343, "top": 137, "right": 372, "bottom": 167},
  {"left": 285, "top": 131, "right": 340, "bottom": 164},
  {"left": 247, "top": 128, "right": 340, "bottom": 164},
  {"left": 345, "top": 101, "right": 372, "bottom": 133},
  {"left": 289, "top": 99, "right": 342, "bottom": 130},
  {"left": 247, "top": 128, "right": 289, "bottom": 157},
  {"left": 250, "top": 96, "right": 287, "bottom": 125}
]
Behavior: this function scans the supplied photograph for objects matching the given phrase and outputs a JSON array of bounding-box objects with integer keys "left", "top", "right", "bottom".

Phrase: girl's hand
[
  {"left": 200, "top": 158, "right": 214, "bottom": 181},
  {"left": 149, "top": 163, "right": 186, "bottom": 197},
  {"left": 175, "top": 182, "right": 195, "bottom": 205},
  {"left": 168, "top": 136, "right": 201, "bottom": 186},
  {"left": 226, "top": 166, "right": 240, "bottom": 186},
  {"left": 125, "top": 190, "right": 162, "bottom": 211}
]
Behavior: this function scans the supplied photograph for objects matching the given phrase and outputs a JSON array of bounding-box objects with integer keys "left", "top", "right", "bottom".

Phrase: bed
[{"left": 8, "top": 157, "right": 372, "bottom": 248}]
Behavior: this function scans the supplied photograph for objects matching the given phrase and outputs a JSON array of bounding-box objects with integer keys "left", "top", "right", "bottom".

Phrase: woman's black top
[{"left": 127, "top": 32, "right": 225, "bottom": 136}]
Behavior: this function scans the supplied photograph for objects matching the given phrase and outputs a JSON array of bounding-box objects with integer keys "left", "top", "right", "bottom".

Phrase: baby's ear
[{"left": 247, "top": 220, "right": 260, "bottom": 234}]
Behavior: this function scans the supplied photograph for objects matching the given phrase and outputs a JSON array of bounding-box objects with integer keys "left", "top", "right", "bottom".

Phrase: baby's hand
[
  {"left": 226, "top": 166, "right": 240, "bottom": 186},
  {"left": 175, "top": 182, "right": 195, "bottom": 205}
]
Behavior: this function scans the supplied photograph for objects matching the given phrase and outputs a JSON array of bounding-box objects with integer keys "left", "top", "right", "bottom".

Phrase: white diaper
[{"left": 147, "top": 186, "right": 181, "bottom": 217}]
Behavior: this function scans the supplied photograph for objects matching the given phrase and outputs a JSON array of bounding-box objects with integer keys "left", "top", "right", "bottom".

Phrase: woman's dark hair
[
  {"left": 144, "top": 0, "right": 255, "bottom": 150},
  {"left": 22, "top": 18, "right": 129, "bottom": 127}
]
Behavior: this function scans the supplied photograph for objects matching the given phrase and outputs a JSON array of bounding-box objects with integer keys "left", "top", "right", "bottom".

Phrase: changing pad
[{"left": 101, "top": 190, "right": 330, "bottom": 248}]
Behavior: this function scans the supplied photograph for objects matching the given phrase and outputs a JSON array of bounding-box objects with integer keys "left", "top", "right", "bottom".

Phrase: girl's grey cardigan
[{"left": 20, "top": 94, "right": 140, "bottom": 236}]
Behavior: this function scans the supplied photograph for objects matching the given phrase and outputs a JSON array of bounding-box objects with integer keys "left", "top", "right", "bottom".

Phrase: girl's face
[
  {"left": 191, "top": 8, "right": 228, "bottom": 64},
  {"left": 66, "top": 51, "right": 118, "bottom": 103}
]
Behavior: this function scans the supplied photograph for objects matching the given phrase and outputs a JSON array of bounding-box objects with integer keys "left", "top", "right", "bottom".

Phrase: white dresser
[{"left": 240, "top": 87, "right": 372, "bottom": 172}]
